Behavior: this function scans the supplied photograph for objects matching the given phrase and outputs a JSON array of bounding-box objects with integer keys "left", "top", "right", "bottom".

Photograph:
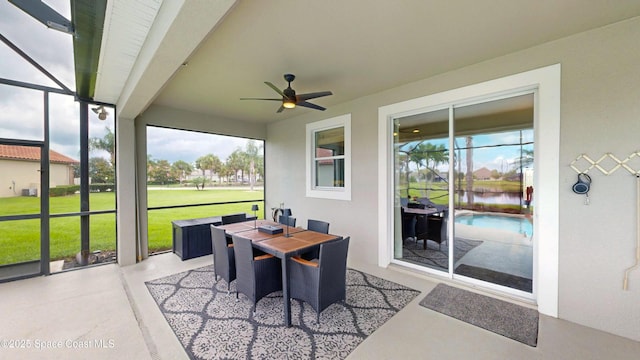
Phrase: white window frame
[{"left": 306, "top": 114, "right": 351, "bottom": 201}]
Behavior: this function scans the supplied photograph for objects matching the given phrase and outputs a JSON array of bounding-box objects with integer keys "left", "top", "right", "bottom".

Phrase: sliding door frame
[{"left": 378, "top": 64, "right": 560, "bottom": 317}]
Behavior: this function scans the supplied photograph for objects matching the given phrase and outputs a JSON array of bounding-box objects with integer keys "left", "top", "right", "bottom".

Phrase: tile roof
[{"left": 0, "top": 145, "right": 78, "bottom": 164}]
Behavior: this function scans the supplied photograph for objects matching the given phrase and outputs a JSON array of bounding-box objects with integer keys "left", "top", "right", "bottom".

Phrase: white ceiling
[
  {"left": 94, "top": 0, "right": 163, "bottom": 103},
  {"left": 96, "top": 1, "right": 640, "bottom": 124}
]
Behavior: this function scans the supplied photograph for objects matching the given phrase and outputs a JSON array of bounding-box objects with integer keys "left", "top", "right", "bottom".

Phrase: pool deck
[{"left": 453, "top": 211, "right": 533, "bottom": 279}]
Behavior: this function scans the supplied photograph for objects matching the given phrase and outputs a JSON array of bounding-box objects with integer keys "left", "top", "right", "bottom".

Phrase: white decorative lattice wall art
[{"left": 570, "top": 151, "right": 640, "bottom": 176}]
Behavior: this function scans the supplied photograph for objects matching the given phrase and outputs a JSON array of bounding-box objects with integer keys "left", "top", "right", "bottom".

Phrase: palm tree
[
  {"left": 244, "top": 140, "right": 263, "bottom": 191},
  {"left": 195, "top": 155, "right": 213, "bottom": 189},
  {"left": 226, "top": 150, "right": 245, "bottom": 184},
  {"left": 89, "top": 126, "right": 115, "bottom": 167},
  {"left": 208, "top": 155, "right": 222, "bottom": 183},
  {"left": 408, "top": 143, "right": 427, "bottom": 182},
  {"left": 512, "top": 148, "right": 534, "bottom": 169},
  {"left": 423, "top": 143, "right": 448, "bottom": 182},
  {"left": 405, "top": 141, "right": 449, "bottom": 197}
]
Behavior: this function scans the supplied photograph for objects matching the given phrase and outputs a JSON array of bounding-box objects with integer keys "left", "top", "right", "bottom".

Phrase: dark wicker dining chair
[
  {"left": 307, "top": 219, "right": 330, "bottom": 234},
  {"left": 288, "top": 236, "right": 350, "bottom": 323},
  {"left": 278, "top": 215, "right": 296, "bottom": 227},
  {"left": 232, "top": 235, "right": 282, "bottom": 314},
  {"left": 414, "top": 215, "right": 445, "bottom": 250},
  {"left": 300, "top": 219, "right": 330, "bottom": 260},
  {"left": 400, "top": 207, "right": 416, "bottom": 243},
  {"left": 210, "top": 226, "right": 236, "bottom": 293}
]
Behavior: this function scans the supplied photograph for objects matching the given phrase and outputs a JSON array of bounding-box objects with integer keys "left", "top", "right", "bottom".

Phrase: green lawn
[{"left": 0, "top": 189, "right": 263, "bottom": 265}]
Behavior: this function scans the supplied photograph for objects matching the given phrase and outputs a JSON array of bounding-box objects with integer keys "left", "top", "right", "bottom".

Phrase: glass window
[{"left": 306, "top": 114, "right": 351, "bottom": 200}]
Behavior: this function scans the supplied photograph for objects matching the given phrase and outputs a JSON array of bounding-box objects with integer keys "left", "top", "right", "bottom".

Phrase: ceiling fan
[{"left": 240, "top": 74, "right": 332, "bottom": 113}]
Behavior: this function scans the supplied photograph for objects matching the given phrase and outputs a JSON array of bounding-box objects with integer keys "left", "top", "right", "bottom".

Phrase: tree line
[
  {"left": 84, "top": 127, "right": 264, "bottom": 190},
  {"left": 148, "top": 140, "right": 264, "bottom": 190},
  {"left": 399, "top": 138, "right": 533, "bottom": 185}
]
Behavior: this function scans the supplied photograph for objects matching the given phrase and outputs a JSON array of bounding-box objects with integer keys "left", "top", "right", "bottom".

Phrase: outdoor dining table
[
  {"left": 251, "top": 230, "right": 341, "bottom": 327},
  {"left": 216, "top": 219, "right": 341, "bottom": 327}
]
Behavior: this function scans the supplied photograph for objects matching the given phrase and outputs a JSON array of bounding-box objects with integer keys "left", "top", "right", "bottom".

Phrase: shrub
[
  {"left": 50, "top": 184, "right": 115, "bottom": 196},
  {"left": 90, "top": 183, "right": 114, "bottom": 192},
  {"left": 50, "top": 185, "right": 80, "bottom": 197}
]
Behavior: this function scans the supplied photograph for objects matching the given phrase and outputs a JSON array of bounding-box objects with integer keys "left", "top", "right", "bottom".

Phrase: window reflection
[
  {"left": 314, "top": 126, "right": 345, "bottom": 188},
  {"left": 393, "top": 94, "right": 535, "bottom": 293}
]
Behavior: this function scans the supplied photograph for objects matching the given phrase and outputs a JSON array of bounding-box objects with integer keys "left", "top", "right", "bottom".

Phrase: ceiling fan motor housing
[{"left": 283, "top": 87, "right": 296, "bottom": 100}]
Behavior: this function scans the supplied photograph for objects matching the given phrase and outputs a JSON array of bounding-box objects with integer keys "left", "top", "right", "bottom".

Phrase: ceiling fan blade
[
  {"left": 264, "top": 82, "right": 285, "bottom": 97},
  {"left": 297, "top": 101, "right": 326, "bottom": 111},
  {"left": 297, "top": 91, "right": 332, "bottom": 101},
  {"left": 240, "top": 98, "right": 282, "bottom": 101},
  {"left": 276, "top": 105, "right": 285, "bottom": 113}
]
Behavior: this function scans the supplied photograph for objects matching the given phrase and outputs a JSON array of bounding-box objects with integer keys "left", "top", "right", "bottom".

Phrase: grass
[
  {"left": 0, "top": 189, "right": 263, "bottom": 265},
  {"left": 401, "top": 180, "right": 529, "bottom": 213}
]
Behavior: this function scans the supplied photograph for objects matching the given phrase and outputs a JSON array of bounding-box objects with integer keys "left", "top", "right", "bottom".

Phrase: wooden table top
[
  {"left": 256, "top": 231, "right": 340, "bottom": 255},
  {"left": 215, "top": 219, "right": 279, "bottom": 235},
  {"left": 218, "top": 220, "right": 306, "bottom": 241}
]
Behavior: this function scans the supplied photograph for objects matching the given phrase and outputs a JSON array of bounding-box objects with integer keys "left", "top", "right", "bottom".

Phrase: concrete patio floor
[{"left": 0, "top": 252, "right": 638, "bottom": 359}]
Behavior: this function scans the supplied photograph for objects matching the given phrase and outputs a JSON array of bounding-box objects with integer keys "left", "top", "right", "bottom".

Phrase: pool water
[{"left": 455, "top": 214, "right": 533, "bottom": 236}]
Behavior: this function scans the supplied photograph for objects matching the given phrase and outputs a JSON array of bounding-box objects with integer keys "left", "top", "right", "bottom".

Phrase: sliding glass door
[
  {"left": 393, "top": 92, "right": 535, "bottom": 296},
  {"left": 451, "top": 95, "right": 534, "bottom": 294},
  {"left": 394, "top": 108, "right": 450, "bottom": 271}
]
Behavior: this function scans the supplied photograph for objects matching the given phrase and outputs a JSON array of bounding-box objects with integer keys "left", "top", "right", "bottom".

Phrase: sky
[
  {"left": 0, "top": 1, "right": 255, "bottom": 164},
  {"left": 146, "top": 126, "right": 258, "bottom": 164},
  {"left": 400, "top": 129, "right": 534, "bottom": 173}
]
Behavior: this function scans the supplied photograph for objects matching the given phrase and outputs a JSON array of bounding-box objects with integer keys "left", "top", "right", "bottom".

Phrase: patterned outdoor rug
[
  {"left": 402, "top": 238, "right": 483, "bottom": 269},
  {"left": 420, "top": 283, "right": 539, "bottom": 346},
  {"left": 146, "top": 266, "right": 420, "bottom": 359}
]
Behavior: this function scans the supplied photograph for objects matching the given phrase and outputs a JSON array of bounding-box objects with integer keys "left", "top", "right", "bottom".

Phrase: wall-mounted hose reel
[{"left": 572, "top": 173, "right": 591, "bottom": 204}]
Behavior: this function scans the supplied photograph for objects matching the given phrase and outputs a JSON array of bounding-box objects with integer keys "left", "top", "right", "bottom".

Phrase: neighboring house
[
  {"left": 0, "top": 145, "right": 77, "bottom": 198},
  {"left": 185, "top": 168, "right": 222, "bottom": 183},
  {"left": 316, "top": 147, "right": 337, "bottom": 187},
  {"left": 473, "top": 167, "right": 492, "bottom": 181}
]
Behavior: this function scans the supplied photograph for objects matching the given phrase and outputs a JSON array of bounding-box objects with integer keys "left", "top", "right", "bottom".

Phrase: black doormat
[
  {"left": 454, "top": 264, "right": 532, "bottom": 293},
  {"left": 419, "top": 283, "right": 539, "bottom": 347}
]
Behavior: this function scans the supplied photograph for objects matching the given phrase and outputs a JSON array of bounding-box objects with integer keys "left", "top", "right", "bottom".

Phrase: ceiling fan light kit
[{"left": 241, "top": 74, "right": 332, "bottom": 113}]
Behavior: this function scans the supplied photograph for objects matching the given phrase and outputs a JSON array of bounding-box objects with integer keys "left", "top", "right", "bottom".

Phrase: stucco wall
[
  {"left": 122, "top": 17, "right": 640, "bottom": 341},
  {"left": 0, "top": 159, "right": 72, "bottom": 198},
  {"left": 264, "top": 17, "right": 640, "bottom": 340}
]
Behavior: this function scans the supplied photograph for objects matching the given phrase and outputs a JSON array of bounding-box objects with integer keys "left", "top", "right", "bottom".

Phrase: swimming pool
[{"left": 455, "top": 214, "right": 533, "bottom": 236}]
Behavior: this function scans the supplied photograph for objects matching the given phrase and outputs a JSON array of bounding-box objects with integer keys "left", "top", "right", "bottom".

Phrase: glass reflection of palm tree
[
  {"left": 405, "top": 141, "right": 449, "bottom": 198},
  {"left": 465, "top": 136, "right": 474, "bottom": 208},
  {"left": 513, "top": 149, "right": 534, "bottom": 169}
]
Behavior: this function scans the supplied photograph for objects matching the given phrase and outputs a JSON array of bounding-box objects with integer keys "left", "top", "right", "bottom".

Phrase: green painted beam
[{"left": 71, "top": 0, "right": 107, "bottom": 100}]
